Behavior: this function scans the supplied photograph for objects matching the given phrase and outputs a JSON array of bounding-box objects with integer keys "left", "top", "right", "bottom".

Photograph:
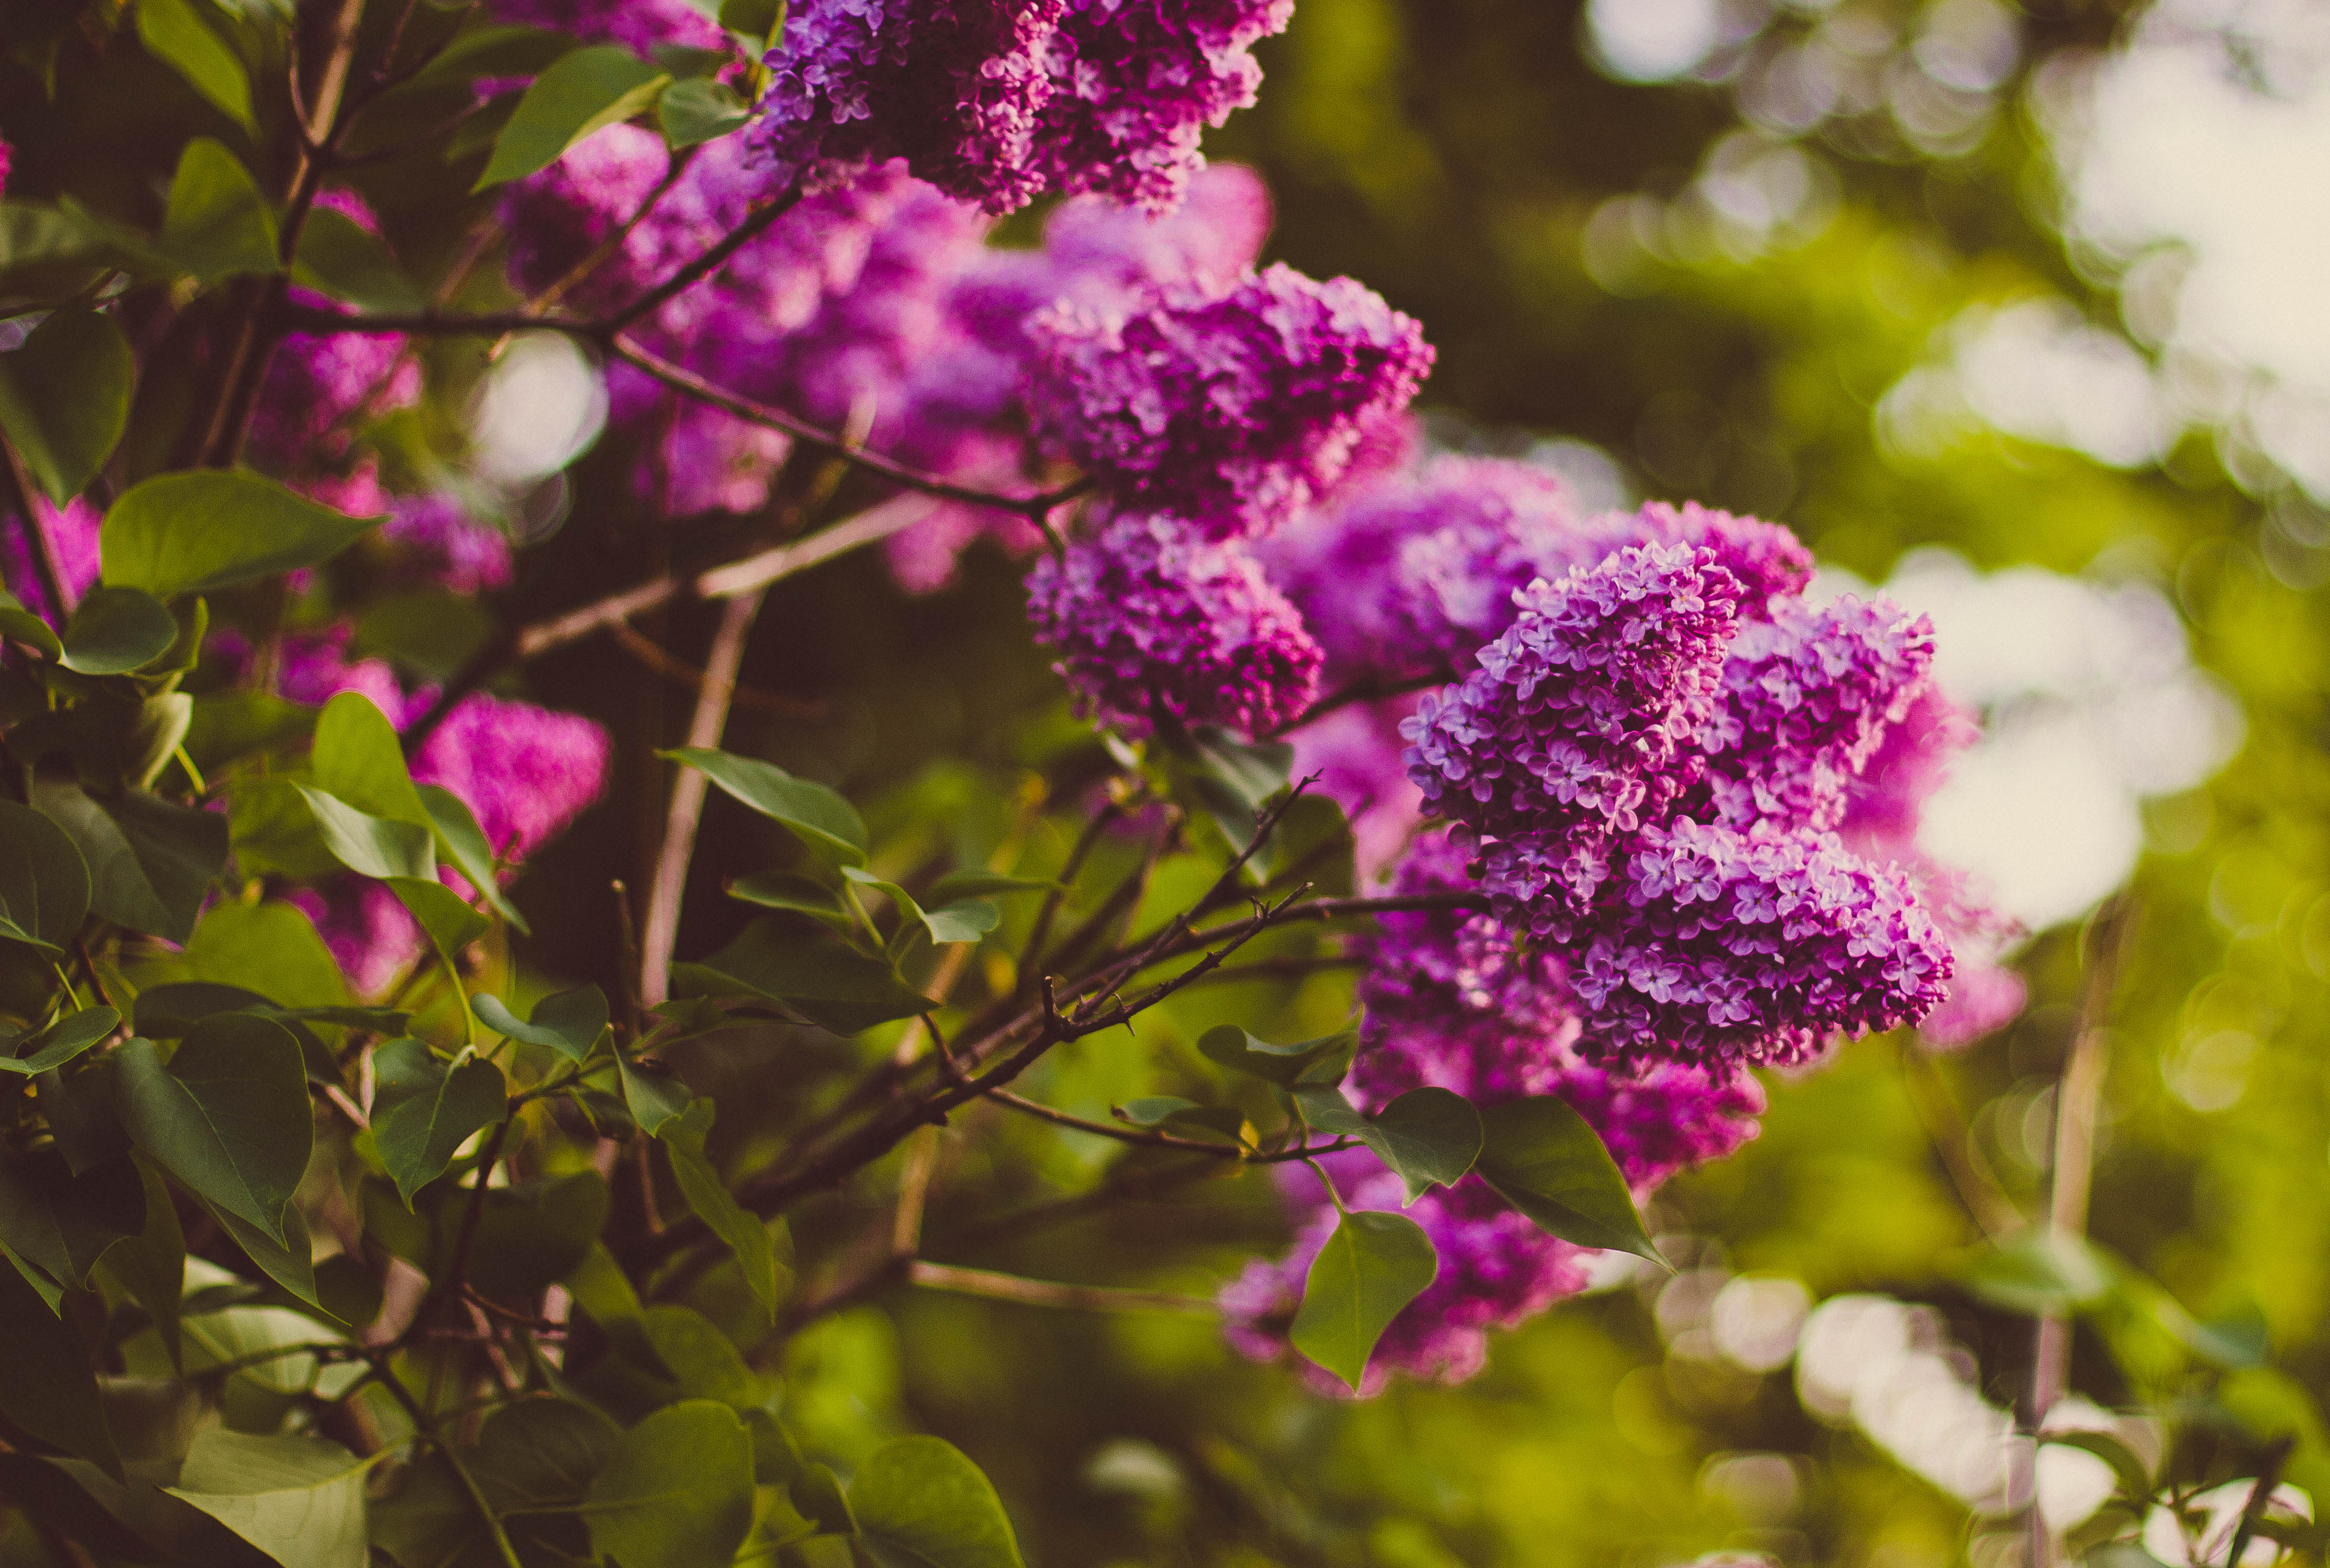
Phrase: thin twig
[
  {"left": 608, "top": 620, "right": 819, "bottom": 718},
  {"left": 907, "top": 1262, "right": 1217, "bottom": 1315},
  {"left": 639, "top": 590, "right": 765, "bottom": 1006}
]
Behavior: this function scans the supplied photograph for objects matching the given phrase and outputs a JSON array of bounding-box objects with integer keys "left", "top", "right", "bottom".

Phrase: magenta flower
[
  {"left": 0, "top": 497, "right": 102, "bottom": 625},
  {"left": 491, "top": 0, "right": 728, "bottom": 55},
  {"left": 380, "top": 496, "right": 515, "bottom": 594}
]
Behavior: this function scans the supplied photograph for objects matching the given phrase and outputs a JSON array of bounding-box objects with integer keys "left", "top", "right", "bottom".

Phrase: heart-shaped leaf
[
  {"left": 373, "top": 1038, "right": 508, "bottom": 1206},
  {"left": 113, "top": 1015, "right": 311, "bottom": 1246},
  {"left": 1293, "top": 1084, "right": 1482, "bottom": 1204},
  {"left": 1289, "top": 1209, "right": 1438, "bottom": 1392},
  {"left": 583, "top": 1400, "right": 755, "bottom": 1568},
  {"left": 58, "top": 585, "right": 178, "bottom": 675},
  {"left": 168, "top": 1430, "right": 372, "bottom": 1568},
  {"left": 0, "top": 308, "right": 134, "bottom": 504},
  {"left": 1474, "top": 1096, "right": 1663, "bottom": 1265},
  {"left": 0, "top": 798, "right": 91, "bottom": 952},
  {"left": 474, "top": 985, "right": 609, "bottom": 1062},
  {"left": 848, "top": 1434, "right": 1026, "bottom": 1568},
  {"left": 101, "top": 469, "right": 380, "bottom": 601},
  {"left": 295, "top": 785, "right": 435, "bottom": 881}
]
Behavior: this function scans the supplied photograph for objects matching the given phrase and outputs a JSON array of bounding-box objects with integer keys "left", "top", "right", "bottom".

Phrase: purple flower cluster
[
  {"left": 491, "top": 0, "right": 728, "bottom": 54},
  {"left": 0, "top": 138, "right": 11, "bottom": 200},
  {"left": 1027, "top": 264, "right": 1434, "bottom": 538},
  {"left": 751, "top": 0, "right": 1293, "bottom": 214},
  {"left": 379, "top": 496, "right": 515, "bottom": 594},
  {"left": 1025, "top": 512, "right": 1321, "bottom": 737},
  {"left": 0, "top": 498, "right": 102, "bottom": 624}
]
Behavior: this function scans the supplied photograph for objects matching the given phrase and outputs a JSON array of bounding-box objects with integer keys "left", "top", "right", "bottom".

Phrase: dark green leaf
[
  {"left": 33, "top": 781, "right": 227, "bottom": 942},
  {"left": 129, "top": 983, "right": 338, "bottom": 1083},
  {"left": 2182, "top": 1304, "right": 2271, "bottom": 1370},
  {"left": 183, "top": 900, "right": 349, "bottom": 1008},
  {"left": 0, "top": 1006, "right": 118, "bottom": 1074},
  {"left": 1294, "top": 1085, "right": 1481, "bottom": 1204},
  {"left": 0, "top": 1260, "right": 120, "bottom": 1477},
  {"left": 100, "top": 470, "right": 381, "bottom": 601},
  {"left": 208, "top": 1197, "right": 321, "bottom": 1307},
  {"left": 112, "top": 1016, "right": 311, "bottom": 1245},
  {"left": 1475, "top": 1096, "right": 1663, "bottom": 1265},
  {"left": 663, "top": 747, "right": 867, "bottom": 866},
  {"left": 295, "top": 785, "right": 435, "bottom": 881},
  {"left": 717, "top": 0, "right": 783, "bottom": 39},
  {"left": 0, "top": 797, "right": 90, "bottom": 952},
  {"left": 463, "top": 1173, "right": 607, "bottom": 1299},
  {"left": 373, "top": 1038, "right": 507, "bottom": 1207},
  {"left": 1197, "top": 1023, "right": 1358, "bottom": 1087},
  {"left": 56, "top": 586, "right": 177, "bottom": 675},
  {"left": 417, "top": 783, "right": 527, "bottom": 932},
  {"left": 473, "top": 985, "right": 607, "bottom": 1062},
  {"left": 924, "top": 872, "right": 1066, "bottom": 903},
  {"left": 726, "top": 870, "right": 854, "bottom": 929},
  {"left": 184, "top": 691, "right": 315, "bottom": 773},
  {"left": 1289, "top": 1210, "right": 1438, "bottom": 1393},
  {"left": 0, "top": 590, "right": 64, "bottom": 661},
  {"left": 921, "top": 898, "right": 1000, "bottom": 944},
  {"left": 792, "top": 1462, "right": 855, "bottom": 1537},
  {"left": 103, "top": 1156, "right": 185, "bottom": 1371},
  {"left": 475, "top": 46, "right": 672, "bottom": 190},
  {"left": 849, "top": 1434, "right": 1028, "bottom": 1568},
  {"left": 157, "top": 138, "right": 279, "bottom": 281},
  {"left": 0, "top": 1149, "right": 140, "bottom": 1290},
  {"left": 661, "top": 1099, "right": 785, "bottom": 1319},
  {"left": 134, "top": 0, "right": 256, "bottom": 132},
  {"left": 39, "top": 1061, "right": 130, "bottom": 1176},
  {"left": 408, "top": 22, "right": 575, "bottom": 87},
  {"left": 166, "top": 1430, "right": 370, "bottom": 1568},
  {"left": 469, "top": 1397, "right": 620, "bottom": 1512},
  {"left": 389, "top": 875, "right": 491, "bottom": 959},
  {"left": 660, "top": 75, "right": 750, "bottom": 147},
  {"left": 583, "top": 1399, "right": 755, "bottom": 1568},
  {"left": 0, "top": 308, "right": 135, "bottom": 504},
  {"left": 620, "top": 1058, "right": 691, "bottom": 1137},
  {"left": 288, "top": 206, "right": 424, "bottom": 313},
  {"left": 124, "top": 693, "right": 194, "bottom": 788},
  {"left": 1113, "top": 1097, "right": 1249, "bottom": 1145},
  {"left": 683, "top": 918, "right": 934, "bottom": 1034}
]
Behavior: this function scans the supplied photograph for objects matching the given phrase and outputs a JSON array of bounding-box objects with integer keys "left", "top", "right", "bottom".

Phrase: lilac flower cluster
[
  {"left": 750, "top": 0, "right": 1293, "bottom": 214},
  {"left": 1025, "top": 512, "right": 1320, "bottom": 737},
  {"left": 492, "top": 0, "right": 727, "bottom": 54},
  {"left": 1025, "top": 264, "right": 1433, "bottom": 538},
  {"left": 0, "top": 498, "right": 101, "bottom": 624}
]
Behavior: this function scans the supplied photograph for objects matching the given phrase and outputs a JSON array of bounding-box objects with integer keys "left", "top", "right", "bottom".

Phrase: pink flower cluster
[{"left": 751, "top": 0, "right": 1293, "bottom": 214}]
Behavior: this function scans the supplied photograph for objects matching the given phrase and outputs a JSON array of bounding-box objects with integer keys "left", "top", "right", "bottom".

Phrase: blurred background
[{"left": 457, "top": 0, "right": 2330, "bottom": 1561}]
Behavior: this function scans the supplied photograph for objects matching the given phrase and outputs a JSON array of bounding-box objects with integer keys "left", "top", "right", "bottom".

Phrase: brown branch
[
  {"left": 607, "top": 620, "right": 819, "bottom": 718},
  {"left": 605, "top": 188, "right": 804, "bottom": 331},
  {"left": 639, "top": 590, "right": 765, "bottom": 1006},
  {"left": 907, "top": 1262, "right": 1217, "bottom": 1314}
]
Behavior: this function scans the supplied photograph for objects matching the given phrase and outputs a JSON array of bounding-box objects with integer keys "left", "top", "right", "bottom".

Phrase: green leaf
[
  {"left": 180, "top": 1300, "right": 340, "bottom": 1395},
  {"left": 0, "top": 590, "right": 64, "bottom": 660},
  {"left": 660, "top": 75, "right": 751, "bottom": 147},
  {"left": 1112, "top": 1097, "right": 1249, "bottom": 1145},
  {"left": 294, "top": 785, "right": 435, "bottom": 881},
  {"left": 1289, "top": 1209, "right": 1438, "bottom": 1393},
  {"left": 920, "top": 899, "right": 1000, "bottom": 944},
  {"left": 185, "top": 690, "right": 316, "bottom": 773},
  {"left": 182, "top": 900, "right": 349, "bottom": 1009},
  {"left": 100, "top": 470, "right": 381, "bottom": 601},
  {"left": 726, "top": 870, "right": 854, "bottom": 929},
  {"left": 0, "top": 797, "right": 90, "bottom": 952},
  {"left": 407, "top": 22, "right": 575, "bottom": 88},
  {"left": 57, "top": 586, "right": 178, "bottom": 675},
  {"left": 102, "top": 1156, "right": 185, "bottom": 1371},
  {"left": 157, "top": 138, "right": 279, "bottom": 281},
  {"left": 209, "top": 1199, "right": 322, "bottom": 1309},
  {"left": 660, "top": 1099, "right": 784, "bottom": 1319},
  {"left": 462, "top": 1173, "right": 607, "bottom": 1299},
  {"left": 372, "top": 1038, "right": 507, "bottom": 1207},
  {"left": 416, "top": 783, "right": 527, "bottom": 932},
  {"left": 475, "top": 46, "right": 673, "bottom": 191},
  {"left": 848, "top": 1434, "right": 1027, "bottom": 1568},
  {"left": 310, "top": 692, "right": 430, "bottom": 828},
  {"left": 167, "top": 1430, "right": 371, "bottom": 1568},
  {"left": 717, "top": 0, "right": 783, "bottom": 39},
  {"left": 288, "top": 206, "right": 423, "bottom": 313},
  {"left": 682, "top": 919, "right": 935, "bottom": 1034},
  {"left": 32, "top": 780, "right": 229, "bottom": 943},
  {"left": 0, "top": 308, "right": 135, "bottom": 504},
  {"left": 0, "top": 1006, "right": 118, "bottom": 1075},
  {"left": 619, "top": 1058, "right": 691, "bottom": 1137},
  {"left": 792, "top": 1462, "right": 856, "bottom": 1537},
  {"left": 0, "top": 1256, "right": 121, "bottom": 1478},
  {"left": 662, "top": 747, "right": 867, "bottom": 866},
  {"left": 469, "top": 1397, "right": 620, "bottom": 1513},
  {"left": 112, "top": 1016, "right": 311, "bottom": 1246},
  {"left": 1474, "top": 1097, "right": 1663, "bottom": 1265},
  {"left": 388, "top": 875, "right": 491, "bottom": 958},
  {"left": 1293, "top": 1085, "right": 1482, "bottom": 1205},
  {"left": 1197, "top": 1023, "right": 1358, "bottom": 1088},
  {"left": 473, "top": 985, "right": 607, "bottom": 1062},
  {"left": 0, "top": 1149, "right": 141, "bottom": 1291},
  {"left": 1957, "top": 1230, "right": 2119, "bottom": 1316},
  {"left": 924, "top": 872, "right": 1066, "bottom": 903},
  {"left": 583, "top": 1400, "right": 755, "bottom": 1568},
  {"left": 135, "top": 0, "right": 256, "bottom": 132}
]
